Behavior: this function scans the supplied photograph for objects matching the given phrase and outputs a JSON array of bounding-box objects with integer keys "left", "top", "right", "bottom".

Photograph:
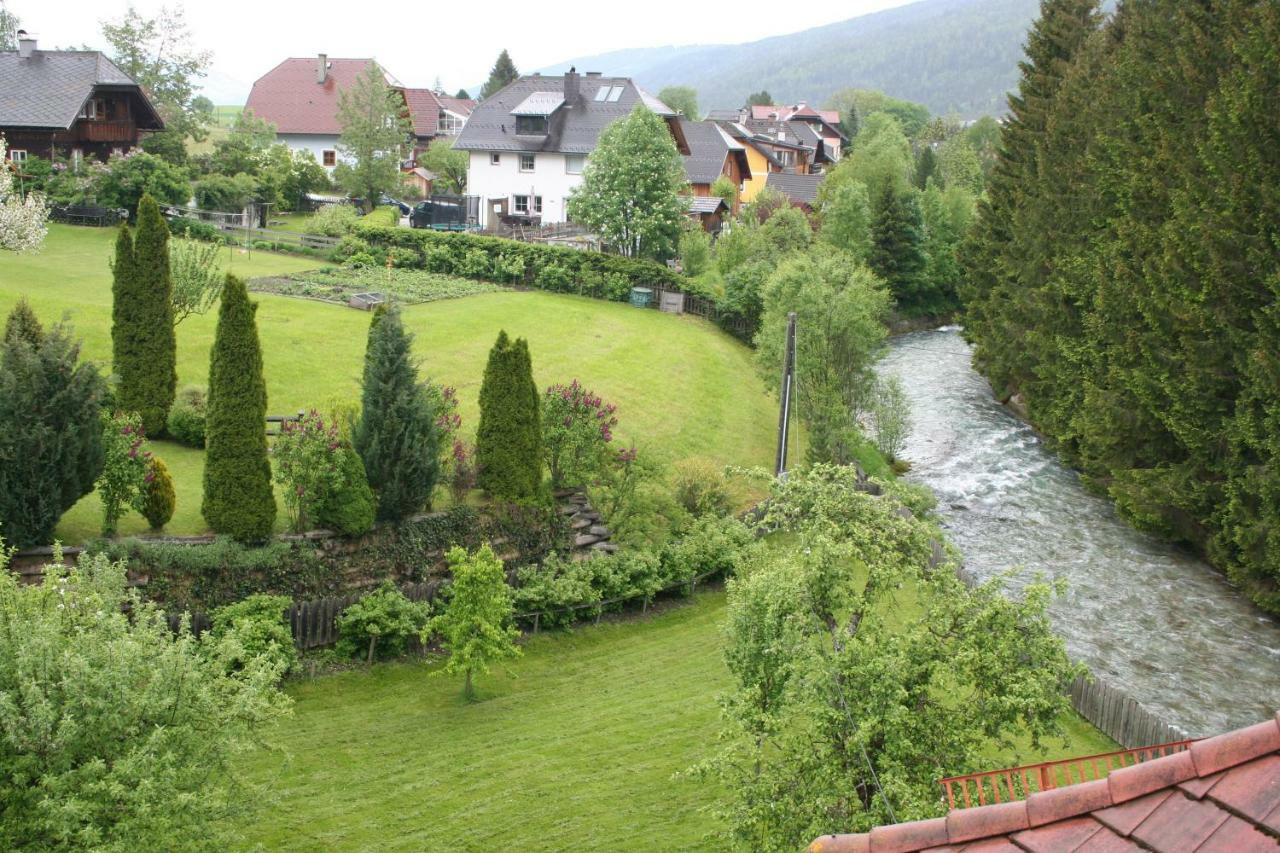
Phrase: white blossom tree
[{"left": 0, "top": 139, "right": 49, "bottom": 252}]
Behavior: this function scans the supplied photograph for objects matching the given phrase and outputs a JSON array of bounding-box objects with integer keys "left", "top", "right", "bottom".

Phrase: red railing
[{"left": 939, "top": 739, "right": 1197, "bottom": 810}]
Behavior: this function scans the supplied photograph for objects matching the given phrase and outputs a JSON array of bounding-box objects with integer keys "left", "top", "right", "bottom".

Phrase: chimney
[
  {"left": 17, "top": 30, "right": 36, "bottom": 59},
  {"left": 564, "top": 66, "right": 579, "bottom": 104},
  {"left": 316, "top": 53, "right": 328, "bottom": 84}
]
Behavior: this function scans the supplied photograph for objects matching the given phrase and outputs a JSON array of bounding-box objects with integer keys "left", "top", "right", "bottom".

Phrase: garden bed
[{"left": 249, "top": 266, "right": 506, "bottom": 305}]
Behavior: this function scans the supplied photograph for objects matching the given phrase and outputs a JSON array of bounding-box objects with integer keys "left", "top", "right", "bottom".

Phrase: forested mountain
[
  {"left": 537, "top": 0, "right": 1042, "bottom": 117},
  {"left": 961, "top": 0, "right": 1280, "bottom": 613}
]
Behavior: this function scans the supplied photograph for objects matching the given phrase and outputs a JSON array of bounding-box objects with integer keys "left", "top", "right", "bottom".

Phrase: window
[
  {"left": 7, "top": 148, "right": 26, "bottom": 162},
  {"left": 323, "top": 150, "right": 336, "bottom": 167},
  {"left": 565, "top": 154, "right": 585, "bottom": 175},
  {"left": 533, "top": 195, "right": 543, "bottom": 215},
  {"left": 594, "top": 86, "right": 610, "bottom": 101},
  {"left": 606, "top": 86, "right": 624, "bottom": 102},
  {"left": 515, "top": 114, "right": 548, "bottom": 135},
  {"left": 513, "top": 195, "right": 529, "bottom": 214},
  {"left": 519, "top": 153, "right": 535, "bottom": 172},
  {"left": 490, "top": 153, "right": 501, "bottom": 165},
  {"left": 438, "top": 111, "right": 463, "bottom": 134},
  {"left": 79, "top": 98, "right": 106, "bottom": 120}
]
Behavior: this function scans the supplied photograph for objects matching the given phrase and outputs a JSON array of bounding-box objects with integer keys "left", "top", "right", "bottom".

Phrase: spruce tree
[
  {"left": 202, "top": 275, "right": 275, "bottom": 542},
  {"left": 112, "top": 194, "right": 177, "bottom": 436},
  {"left": 475, "top": 331, "right": 543, "bottom": 501},
  {"left": 0, "top": 304, "right": 106, "bottom": 547},
  {"left": 913, "top": 145, "right": 937, "bottom": 190},
  {"left": 480, "top": 50, "right": 519, "bottom": 99},
  {"left": 353, "top": 304, "right": 439, "bottom": 523},
  {"left": 869, "top": 184, "right": 930, "bottom": 315}
]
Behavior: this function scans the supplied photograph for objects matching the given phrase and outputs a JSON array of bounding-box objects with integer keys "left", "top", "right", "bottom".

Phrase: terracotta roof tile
[
  {"left": 246, "top": 58, "right": 396, "bottom": 136},
  {"left": 1026, "top": 778, "right": 1112, "bottom": 826},
  {"left": 1264, "top": 802, "right": 1280, "bottom": 835},
  {"left": 1176, "top": 770, "right": 1226, "bottom": 799},
  {"left": 809, "top": 833, "right": 869, "bottom": 852},
  {"left": 952, "top": 838, "right": 1020, "bottom": 851},
  {"left": 1077, "top": 826, "right": 1146, "bottom": 851},
  {"left": 946, "top": 800, "right": 1028, "bottom": 844},
  {"left": 869, "top": 817, "right": 947, "bottom": 852},
  {"left": 1190, "top": 719, "right": 1280, "bottom": 777},
  {"left": 1133, "top": 791, "right": 1232, "bottom": 850},
  {"left": 1010, "top": 814, "right": 1105, "bottom": 851},
  {"left": 1108, "top": 750, "right": 1197, "bottom": 803},
  {"left": 1204, "top": 754, "right": 1280, "bottom": 823},
  {"left": 402, "top": 88, "right": 440, "bottom": 137},
  {"left": 1094, "top": 789, "right": 1173, "bottom": 836},
  {"left": 1201, "top": 814, "right": 1276, "bottom": 850}
]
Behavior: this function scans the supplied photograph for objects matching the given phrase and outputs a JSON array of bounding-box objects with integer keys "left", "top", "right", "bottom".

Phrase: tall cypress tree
[
  {"left": 475, "top": 331, "right": 542, "bottom": 501},
  {"left": 112, "top": 193, "right": 177, "bottom": 436},
  {"left": 353, "top": 304, "right": 439, "bottom": 522},
  {"left": 202, "top": 275, "right": 275, "bottom": 542},
  {"left": 869, "top": 184, "right": 930, "bottom": 315}
]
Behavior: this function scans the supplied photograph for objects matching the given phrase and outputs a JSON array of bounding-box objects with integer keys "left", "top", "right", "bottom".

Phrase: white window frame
[
  {"left": 79, "top": 98, "right": 106, "bottom": 120},
  {"left": 513, "top": 194, "right": 529, "bottom": 215},
  {"left": 565, "top": 154, "right": 585, "bottom": 175},
  {"left": 533, "top": 195, "right": 543, "bottom": 215},
  {"left": 490, "top": 153, "right": 501, "bottom": 166},
  {"left": 8, "top": 148, "right": 27, "bottom": 162},
  {"left": 519, "top": 153, "right": 535, "bottom": 173},
  {"left": 438, "top": 111, "right": 463, "bottom": 134}
]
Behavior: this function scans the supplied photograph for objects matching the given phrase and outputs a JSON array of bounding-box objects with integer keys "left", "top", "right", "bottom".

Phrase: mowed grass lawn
[
  {"left": 233, "top": 592, "right": 1114, "bottom": 851},
  {"left": 1, "top": 225, "right": 783, "bottom": 542}
]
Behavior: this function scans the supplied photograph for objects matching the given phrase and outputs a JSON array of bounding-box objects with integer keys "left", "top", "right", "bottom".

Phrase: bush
[
  {"left": 331, "top": 234, "right": 372, "bottom": 263},
  {"left": 167, "top": 385, "right": 207, "bottom": 447},
  {"left": 313, "top": 446, "right": 376, "bottom": 536},
  {"left": 672, "top": 458, "right": 733, "bottom": 517},
  {"left": 679, "top": 227, "right": 713, "bottom": 276},
  {"left": 141, "top": 456, "right": 176, "bottom": 529},
  {"left": 661, "top": 515, "right": 754, "bottom": 589},
  {"left": 535, "top": 263, "right": 573, "bottom": 292},
  {"left": 193, "top": 173, "right": 257, "bottom": 212},
  {"left": 307, "top": 203, "right": 359, "bottom": 237},
  {"left": 166, "top": 217, "right": 221, "bottom": 241},
  {"left": 208, "top": 593, "right": 297, "bottom": 676},
  {"left": 476, "top": 332, "right": 543, "bottom": 501},
  {"left": 271, "top": 410, "right": 343, "bottom": 531},
  {"left": 543, "top": 380, "right": 617, "bottom": 490},
  {"left": 336, "top": 581, "right": 430, "bottom": 663},
  {"left": 96, "top": 411, "right": 151, "bottom": 537}
]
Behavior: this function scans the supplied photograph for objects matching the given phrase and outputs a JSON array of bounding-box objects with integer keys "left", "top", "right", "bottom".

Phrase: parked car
[{"left": 380, "top": 194, "right": 411, "bottom": 215}]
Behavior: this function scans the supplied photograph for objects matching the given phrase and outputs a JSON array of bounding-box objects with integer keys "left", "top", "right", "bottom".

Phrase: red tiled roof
[
  {"left": 403, "top": 87, "right": 441, "bottom": 137},
  {"left": 437, "top": 95, "right": 475, "bottom": 117},
  {"left": 809, "top": 716, "right": 1280, "bottom": 853},
  {"left": 246, "top": 57, "right": 391, "bottom": 135}
]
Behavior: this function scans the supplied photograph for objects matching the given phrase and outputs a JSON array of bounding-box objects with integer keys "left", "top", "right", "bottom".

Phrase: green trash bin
[{"left": 630, "top": 287, "right": 653, "bottom": 308}]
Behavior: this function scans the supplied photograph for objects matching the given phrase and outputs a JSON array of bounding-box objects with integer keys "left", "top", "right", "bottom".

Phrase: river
[{"left": 879, "top": 327, "right": 1280, "bottom": 737}]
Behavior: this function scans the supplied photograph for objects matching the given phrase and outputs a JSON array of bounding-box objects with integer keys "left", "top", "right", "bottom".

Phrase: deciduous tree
[
  {"left": 427, "top": 544, "right": 520, "bottom": 699},
  {"left": 0, "top": 138, "right": 48, "bottom": 253},
  {"left": 657, "top": 85, "right": 699, "bottom": 118}
]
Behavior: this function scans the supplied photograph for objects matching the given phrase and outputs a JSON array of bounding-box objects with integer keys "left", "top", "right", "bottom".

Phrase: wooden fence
[{"left": 1069, "top": 674, "right": 1191, "bottom": 747}]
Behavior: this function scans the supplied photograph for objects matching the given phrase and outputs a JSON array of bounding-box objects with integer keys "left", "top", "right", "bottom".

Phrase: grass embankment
[
  {"left": 1, "top": 225, "right": 784, "bottom": 542},
  {"left": 232, "top": 591, "right": 1113, "bottom": 851}
]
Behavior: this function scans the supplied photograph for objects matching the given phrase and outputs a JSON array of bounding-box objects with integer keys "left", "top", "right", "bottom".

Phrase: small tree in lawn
[
  {"left": 354, "top": 305, "right": 440, "bottom": 522},
  {"left": 169, "top": 238, "right": 223, "bottom": 324},
  {"left": 202, "top": 274, "right": 276, "bottom": 542},
  {"left": 566, "top": 104, "right": 687, "bottom": 260},
  {"left": 334, "top": 62, "right": 411, "bottom": 211},
  {"left": 427, "top": 544, "right": 520, "bottom": 699},
  {"left": 475, "top": 331, "right": 542, "bottom": 501}
]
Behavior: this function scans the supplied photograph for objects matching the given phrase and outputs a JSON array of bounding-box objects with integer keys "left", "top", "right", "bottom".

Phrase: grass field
[
  {"left": 2, "top": 225, "right": 783, "bottom": 542},
  {"left": 232, "top": 591, "right": 1114, "bottom": 851}
]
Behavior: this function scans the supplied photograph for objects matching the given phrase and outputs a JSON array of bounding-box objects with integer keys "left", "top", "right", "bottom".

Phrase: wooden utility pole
[{"left": 775, "top": 312, "right": 797, "bottom": 477}]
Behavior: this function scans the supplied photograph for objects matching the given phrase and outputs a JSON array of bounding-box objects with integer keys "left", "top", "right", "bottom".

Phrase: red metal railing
[{"left": 939, "top": 739, "right": 1197, "bottom": 810}]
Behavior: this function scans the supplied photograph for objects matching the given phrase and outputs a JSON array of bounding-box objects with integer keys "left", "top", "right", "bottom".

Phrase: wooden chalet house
[{"left": 0, "top": 32, "right": 163, "bottom": 165}]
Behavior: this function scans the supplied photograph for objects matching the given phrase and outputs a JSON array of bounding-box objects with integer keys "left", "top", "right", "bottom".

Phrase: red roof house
[{"left": 808, "top": 716, "right": 1280, "bottom": 852}]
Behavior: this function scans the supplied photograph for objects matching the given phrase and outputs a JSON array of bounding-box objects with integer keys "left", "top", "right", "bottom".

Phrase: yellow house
[{"left": 738, "top": 141, "right": 773, "bottom": 203}]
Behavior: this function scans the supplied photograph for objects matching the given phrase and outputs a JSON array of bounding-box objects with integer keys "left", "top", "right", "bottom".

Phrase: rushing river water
[{"left": 879, "top": 328, "right": 1280, "bottom": 737}]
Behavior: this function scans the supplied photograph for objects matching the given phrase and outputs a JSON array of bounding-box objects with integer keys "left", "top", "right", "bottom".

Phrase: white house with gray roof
[{"left": 454, "top": 70, "right": 675, "bottom": 228}]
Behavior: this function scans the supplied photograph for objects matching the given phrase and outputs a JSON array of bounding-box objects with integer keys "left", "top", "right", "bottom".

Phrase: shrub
[
  {"left": 679, "top": 227, "right": 713, "bottom": 276},
  {"left": 141, "top": 456, "right": 176, "bottom": 529},
  {"left": 513, "top": 554, "right": 601, "bottom": 629},
  {"left": 476, "top": 332, "right": 543, "bottom": 501},
  {"left": 271, "top": 410, "right": 343, "bottom": 531},
  {"left": 97, "top": 411, "right": 151, "bottom": 537},
  {"left": 0, "top": 304, "right": 106, "bottom": 548},
  {"left": 166, "top": 217, "right": 221, "bottom": 241},
  {"left": 446, "top": 440, "right": 478, "bottom": 505},
  {"left": 542, "top": 380, "right": 617, "bottom": 490},
  {"left": 167, "top": 385, "right": 208, "bottom": 447},
  {"left": 313, "top": 445, "right": 376, "bottom": 536},
  {"left": 535, "top": 263, "right": 573, "bottom": 292},
  {"left": 661, "top": 515, "right": 754, "bottom": 589},
  {"left": 337, "top": 581, "right": 430, "bottom": 663},
  {"left": 202, "top": 275, "right": 276, "bottom": 542},
  {"left": 459, "top": 247, "right": 491, "bottom": 277},
  {"left": 307, "top": 203, "right": 359, "bottom": 237},
  {"left": 344, "top": 251, "right": 379, "bottom": 269},
  {"left": 208, "top": 593, "right": 297, "bottom": 676},
  {"left": 193, "top": 173, "right": 257, "bottom": 212},
  {"left": 170, "top": 238, "right": 224, "bottom": 324},
  {"left": 672, "top": 458, "right": 733, "bottom": 517},
  {"left": 332, "top": 234, "right": 372, "bottom": 263}
]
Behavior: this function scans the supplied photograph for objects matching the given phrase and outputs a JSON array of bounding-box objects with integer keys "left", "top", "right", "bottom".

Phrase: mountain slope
[{"left": 536, "top": 0, "right": 1041, "bottom": 117}]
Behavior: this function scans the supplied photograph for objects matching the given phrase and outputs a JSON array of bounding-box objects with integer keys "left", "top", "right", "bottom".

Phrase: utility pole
[{"left": 775, "top": 311, "right": 797, "bottom": 478}]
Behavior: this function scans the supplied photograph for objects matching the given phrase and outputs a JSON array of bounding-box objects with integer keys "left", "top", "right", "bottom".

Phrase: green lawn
[
  {"left": 232, "top": 591, "right": 1114, "bottom": 851},
  {"left": 3, "top": 225, "right": 783, "bottom": 542}
]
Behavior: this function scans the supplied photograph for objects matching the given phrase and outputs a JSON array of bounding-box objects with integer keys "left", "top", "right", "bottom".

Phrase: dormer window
[{"left": 515, "top": 115, "right": 548, "bottom": 136}]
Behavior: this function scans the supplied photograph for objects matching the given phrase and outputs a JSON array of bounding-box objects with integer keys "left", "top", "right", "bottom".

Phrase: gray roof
[
  {"left": 454, "top": 74, "right": 673, "bottom": 154},
  {"left": 705, "top": 108, "right": 741, "bottom": 121},
  {"left": 683, "top": 195, "right": 728, "bottom": 214},
  {"left": 510, "top": 91, "right": 564, "bottom": 115},
  {"left": 680, "top": 118, "right": 746, "bottom": 185},
  {"left": 0, "top": 50, "right": 157, "bottom": 130},
  {"left": 765, "top": 172, "right": 825, "bottom": 204}
]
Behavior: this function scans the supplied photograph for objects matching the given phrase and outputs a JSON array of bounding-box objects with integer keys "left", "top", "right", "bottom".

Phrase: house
[
  {"left": 748, "top": 103, "right": 846, "bottom": 162},
  {"left": 402, "top": 87, "right": 474, "bottom": 160},
  {"left": 808, "top": 716, "right": 1280, "bottom": 852},
  {"left": 454, "top": 70, "right": 676, "bottom": 228},
  {"left": 0, "top": 32, "right": 163, "bottom": 165},
  {"left": 765, "top": 172, "right": 825, "bottom": 211},
  {"left": 683, "top": 195, "right": 729, "bottom": 233},
  {"left": 677, "top": 117, "right": 751, "bottom": 213}
]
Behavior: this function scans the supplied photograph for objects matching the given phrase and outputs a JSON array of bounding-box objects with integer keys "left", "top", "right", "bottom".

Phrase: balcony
[{"left": 75, "top": 120, "right": 137, "bottom": 143}]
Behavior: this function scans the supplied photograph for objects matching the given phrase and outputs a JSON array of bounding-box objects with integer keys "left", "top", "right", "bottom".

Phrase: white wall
[
  {"left": 465, "top": 150, "right": 585, "bottom": 227},
  {"left": 276, "top": 133, "right": 344, "bottom": 172}
]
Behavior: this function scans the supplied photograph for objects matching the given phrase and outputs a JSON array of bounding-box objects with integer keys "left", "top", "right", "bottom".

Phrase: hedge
[{"left": 354, "top": 225, "right": 685, "bottom": 301}]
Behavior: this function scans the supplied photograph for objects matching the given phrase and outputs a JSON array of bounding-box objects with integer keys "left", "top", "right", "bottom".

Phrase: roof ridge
[{"left": 808, "top": 715, "right": 1280, "bottom": 853}]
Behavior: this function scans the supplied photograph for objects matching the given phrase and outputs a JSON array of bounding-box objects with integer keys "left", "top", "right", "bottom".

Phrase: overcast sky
[{"left": 10, "top": 0, "right": 919, "bottom": 101}]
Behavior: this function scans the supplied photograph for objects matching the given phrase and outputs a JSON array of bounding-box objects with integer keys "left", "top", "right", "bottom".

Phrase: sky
[{"left": 8, "top": 0, "right": 920, "bottom": 102}]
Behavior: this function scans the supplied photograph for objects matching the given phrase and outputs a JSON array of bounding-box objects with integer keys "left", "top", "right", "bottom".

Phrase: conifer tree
[
  {"left": 353, "top": 304, "right": 439, "bottom": 523},
  {"left": 3, "top": 296, "right": 43, "bottom": 347},
  {"left": 869, "top": 184, "right": 930, "bottom": 314},
  {"left": 112, "top": 194, "right": 177, "bottom": 436},
  {"left": 913, "top": 145, "right": 937, "bottom": 190},
  {"left": 480, "top": 50, "right": 519, "bottom": 99},
  {"left": 475, "top": 331, "right": 542, "bottom": 501},
  {"left": 202, "top": 275, "right": 275, "bottom": 542}
]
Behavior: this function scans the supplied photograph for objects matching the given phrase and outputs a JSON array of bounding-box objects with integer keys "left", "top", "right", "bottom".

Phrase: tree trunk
[
  {"left": 464, "top": 668, "right": 474, "bottom": 700},
  {"left": 367, "top": 635, "right": 377, "bottom": 665}
]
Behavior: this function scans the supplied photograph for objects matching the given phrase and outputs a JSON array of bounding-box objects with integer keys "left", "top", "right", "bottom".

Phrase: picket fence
[{"left": 1068, "top": 673, "right": 1191, "bottom": 747}]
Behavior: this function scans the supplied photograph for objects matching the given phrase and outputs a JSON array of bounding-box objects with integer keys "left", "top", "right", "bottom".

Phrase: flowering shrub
[
  {"left": 543, "top": 380, "right": 619, "bottom": 489},
  {"left": 0, "top": 138, "right": 49, "bottom": 253},
  {"left": 447, "top": 439, "right": 478, "bottom": 505},
  {"left": 96, "top": 411, "right": 152, "bottom": 537},
  {"left": 271, "top": 410, "right": 343, "bottom": 531}
]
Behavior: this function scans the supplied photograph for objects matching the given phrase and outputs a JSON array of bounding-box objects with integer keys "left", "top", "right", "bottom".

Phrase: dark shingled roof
[
  {"left": 683, "top": 195, "right": 728, "bottom": 214},
  {"left": 453, "top": 74, "right": 672, "bottom": 154},
  {"left": 809, "top": 716, "right": 1280, "bottom": 853},
  {"left": 0, "top": 49, "right": 157, "bottom": 130},
  {"left": 680, "top": 118, "right": 743, "bottom": 185},
  {"left": 766, "top": 172, "right": 825, "bottom": 204}
]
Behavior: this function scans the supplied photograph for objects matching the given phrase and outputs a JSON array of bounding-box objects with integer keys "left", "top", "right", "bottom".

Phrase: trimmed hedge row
[{"left": 354, "top": 225, "right": 685, "bottom": 301}]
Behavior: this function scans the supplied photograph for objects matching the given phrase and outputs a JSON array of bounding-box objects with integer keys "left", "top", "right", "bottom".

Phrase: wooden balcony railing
[
  {"left": 76, "top": 120, "right": 137, "bottom": 143},
  {"left": 939, "top": 739, "right": 1198, "bottom": 810}
]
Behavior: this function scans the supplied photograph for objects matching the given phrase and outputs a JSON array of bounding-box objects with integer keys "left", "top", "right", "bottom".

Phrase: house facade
[
  {"left": 455, "top": 70, "right": 677, "bottom": 228},
  {"left": 0, "top": 33, "right": 163, "bottom": 165}
]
